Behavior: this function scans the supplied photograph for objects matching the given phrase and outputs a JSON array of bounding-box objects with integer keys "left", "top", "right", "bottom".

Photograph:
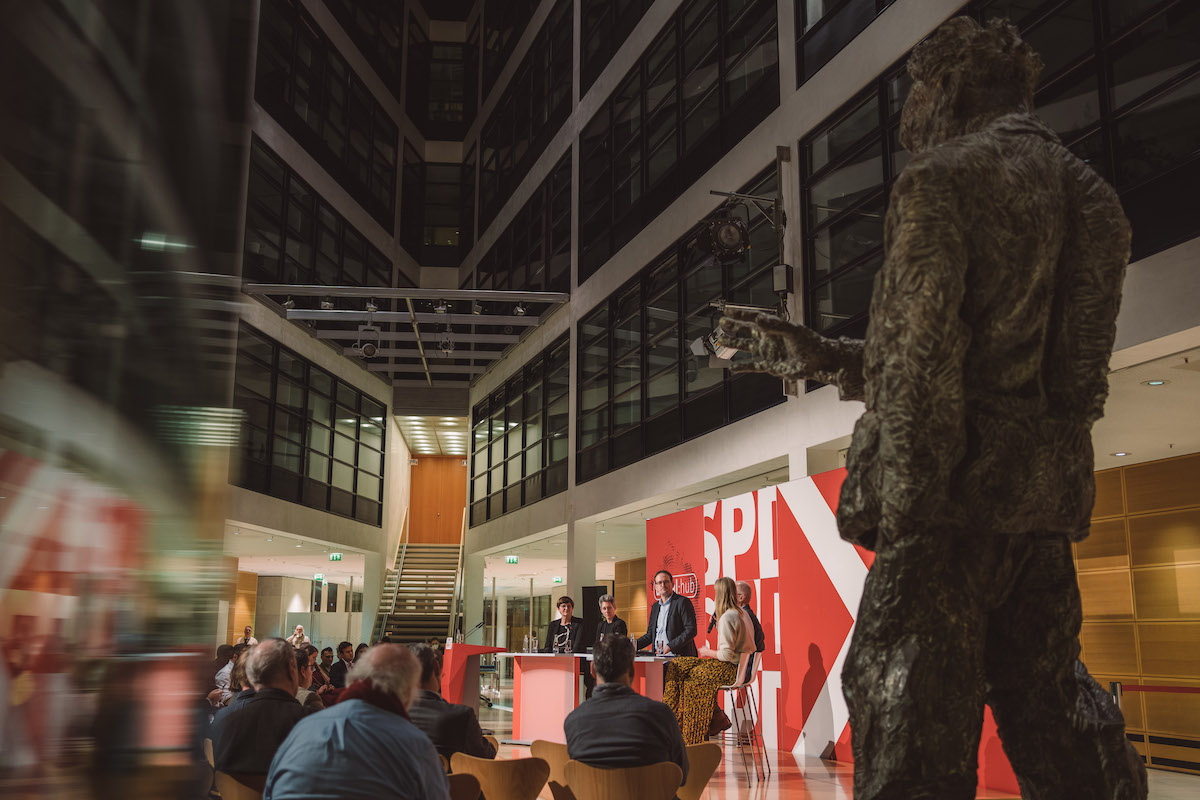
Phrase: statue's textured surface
[{"left": 720, "top": 17, "right": 1146, "bottom": 800}]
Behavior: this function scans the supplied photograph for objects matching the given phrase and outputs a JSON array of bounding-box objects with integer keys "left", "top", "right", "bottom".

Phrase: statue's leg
[
  {"left": 986, "top": 536, "right": 1148, "bottom": 800},
  {"left": 843, "top": 529, "right": 988, "bottom": 800}
]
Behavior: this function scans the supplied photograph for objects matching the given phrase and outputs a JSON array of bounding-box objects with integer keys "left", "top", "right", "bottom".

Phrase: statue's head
[{"left": 900, "top": 17, "right": 1043, "bottom": 154}]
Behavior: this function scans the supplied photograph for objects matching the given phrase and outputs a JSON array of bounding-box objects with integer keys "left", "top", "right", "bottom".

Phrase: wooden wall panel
[
  {"left": 1080, "top": 623, "right": 1139, "bottom": 675},
  {"left": 1133, "top": 564, "right": 1200, "bottom": 620},
  {"left": 1076, "top": 518, "right": 1129, "bottom": 571},
  {"left": 1077, "top": 454, "right": 1200, "bottom": 774},
  {"left": 410, "top": 456, "right": 468, "bottom": 544},
  {"left": 1078, "top": 570, "right": 1133, "bottom": 620},
  {"left": 225, "top": 570, "right": 258, "bottom": 644},
  {"left": 1143, "top": 679, "right": 1200, "bottom": 738},
  {"left": 1091, "top": 673, "right": 1145, "bottom": 730},
  {"left": 1128, "top": 508, "right": 1200, "bottom": 567},
  {"left": 614, "top": 557, "right": 648, "bottom": 640},
  {"left": 1137, "top": 622, "right": 1200, "bottom": 678},
  {"left": 1092, "top": 468, "right": 1125, "bottom": 518},
  {"left": 1124, "top": 453, "right": 1200, "bottom": 515}
]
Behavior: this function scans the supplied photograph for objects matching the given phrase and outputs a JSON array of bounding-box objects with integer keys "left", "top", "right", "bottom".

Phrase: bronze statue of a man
[{"left": 720, "top": 17, "right": 1146, "bottom": 800}]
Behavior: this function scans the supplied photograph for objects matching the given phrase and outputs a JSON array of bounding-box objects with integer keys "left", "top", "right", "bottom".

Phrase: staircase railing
[
  {"left": 371, "top": 508, "right": 409, "bottom": 641},
  {"left": 447, "top": 509, "right": 467, "bottom": 639}
]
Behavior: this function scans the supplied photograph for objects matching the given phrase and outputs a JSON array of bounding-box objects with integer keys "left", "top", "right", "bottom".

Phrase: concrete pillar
[
  {"left": 565, "top": 518, "right": 596, "bottom": 607},
  {"left": 495, "top": 594, "right": 509, "bottom": 649},
  {"left": 361, "top": 551, "right": 382, "bottom": 643},
  {"left": 463, "top": 552, "right": 485, "bottom": 640}
]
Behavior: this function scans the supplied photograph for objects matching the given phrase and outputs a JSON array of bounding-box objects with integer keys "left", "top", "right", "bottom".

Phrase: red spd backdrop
[{"left": 646, "top": 468, "right": 1019, "bottom": 794}]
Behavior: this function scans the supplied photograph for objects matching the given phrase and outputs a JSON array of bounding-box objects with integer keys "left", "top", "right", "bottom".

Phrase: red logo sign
[{"left": 673, "top": 572, "right": 700, "bottom": 598}]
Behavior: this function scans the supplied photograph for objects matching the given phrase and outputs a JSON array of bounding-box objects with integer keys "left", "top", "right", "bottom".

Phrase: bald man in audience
[
  {"left": 264, "top": 644, "right": 449, "bottom": 800},
  {"left": 736, "top": 581, "right": 766, "bottom": 652},
  {"left": 210, "top": 639, "right": 308, "bottom": 785}
]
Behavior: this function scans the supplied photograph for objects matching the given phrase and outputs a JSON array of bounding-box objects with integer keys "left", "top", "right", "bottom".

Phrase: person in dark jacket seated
[
  {"left": 407, "top": 643, "right": 496, "bottom": 760},
  {"left": 542, "top": 596, "right": 585, "bottom": 653},
  {"left": 736, "top": 581, "right": 766, "bottom": 653},
  {"left": 565, "top": 635, "right": 688, "bottom": 783},
  {"left": 210, "top": 638, "right": 308, "bottom": 787}
]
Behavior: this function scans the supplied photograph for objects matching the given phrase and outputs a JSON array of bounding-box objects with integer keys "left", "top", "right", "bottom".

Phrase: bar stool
[{"left": 714, "top": 650, "right": 769, "bottom": 785}]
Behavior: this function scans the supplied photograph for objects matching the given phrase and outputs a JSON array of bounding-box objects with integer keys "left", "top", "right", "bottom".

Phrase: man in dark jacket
[
  {"left": 210, "top": 638, "right": 308, "bottom": 784},
  {"left": 566, "top": 636, "right": 687, "bottom": 783},
  {"left": 329, "top": 640, "right": 354, "bottom": 688},
  {"left": 735, "top": 581, "right": 765, "bottom": 652},
  {"left": 636, "top": 571, "right": 698, "bottom": 657},
  {"left": 407, "top": 643, "right": 496, "bottom": 760}
]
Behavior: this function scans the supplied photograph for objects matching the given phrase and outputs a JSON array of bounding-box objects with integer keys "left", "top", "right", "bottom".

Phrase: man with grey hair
[
  {"left": 735, "top": 581, "right": 765, "bottom": 652},
  {"left": 584, "top": 593, "right": 628, "bottom": 698},
  {"left": 210, "top": 638, "right": 307, "bottom": 785},
  {"left": 264, "top": 644, "right": 449, "bottom": 800}
]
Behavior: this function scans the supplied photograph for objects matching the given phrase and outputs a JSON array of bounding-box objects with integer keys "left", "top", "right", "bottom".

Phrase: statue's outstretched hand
[{"left": 716, "top": 308, "right": 831, "bottom": 381}]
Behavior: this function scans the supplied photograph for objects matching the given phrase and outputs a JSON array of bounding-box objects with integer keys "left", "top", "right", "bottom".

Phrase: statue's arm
[
  {"left": 716, "top": 311, "right": 866, "bottom": 401},
  {"left": 871, "top": 161, "right": 970, "bottom": 527}
]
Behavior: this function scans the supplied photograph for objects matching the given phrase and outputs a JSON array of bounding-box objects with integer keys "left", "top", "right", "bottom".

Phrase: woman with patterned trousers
[{"left": 663, "top": 576, "right": 756, "bottom": 744}]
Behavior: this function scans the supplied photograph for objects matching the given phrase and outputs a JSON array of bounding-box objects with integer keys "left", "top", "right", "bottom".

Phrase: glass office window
[
  {"left": 244, "top": 138, "right": 392, "bottom": 289},
  {"left": 482, "top": 0, "right": 540, "bottom": 98},
  {"left": 578, "top": 0, "right": 779, "bottom": 284},
  {"left": 800, "top": 0, "right": 1200, "bottom": 377},
  {"left": 324, "top": 0, "right": 405, "bottom": 99},
  {"left": 469, "top": 333, "right": 570, "bottom": 526},
  {"left": 479, "top": 0, "right": 574, "bottom": 230},
  {"left": 796, "top": 1, "right": 898, "bottom": 85},
  {"left": 576, "top": 167, "right": 785, "bottom": 483},
  {"left": 581, "top": 0, "right": 655, "bottom": 94},
  {"left": 475, "top": 151, "right": 571, "bottom": 294},
  {"left": 232, "top": 323, "right": 386, "bottom": 525},
  {"left": 256, "top": 0, "right": 398, "bottom": 230}
]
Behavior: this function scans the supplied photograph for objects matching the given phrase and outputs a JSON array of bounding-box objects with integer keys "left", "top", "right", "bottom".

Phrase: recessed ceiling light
[
  {"left": 232, "top": 530, "right": 239, "bottom": 535},
  {"left": 267, "top": 537, "right": 273, "bottom": 542},
  {"left": 1141, "top": 379, "right": 1169, "bottom": 386},
  {"left": 1111, "top": 451, "right": 1131, "bottom": 457},
  {"left": 296, "top": 544, "right": 303, "bottom": 548}
]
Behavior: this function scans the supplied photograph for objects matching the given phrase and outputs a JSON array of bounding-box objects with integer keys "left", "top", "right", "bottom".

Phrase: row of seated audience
[{"left": 205, "top": 573, "right": 752, "bottom": 798}]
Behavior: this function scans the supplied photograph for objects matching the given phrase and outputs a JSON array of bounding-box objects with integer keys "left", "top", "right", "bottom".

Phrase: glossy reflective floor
[{"left": 479, "top": 683, "right": 1199, "bottom": 800}]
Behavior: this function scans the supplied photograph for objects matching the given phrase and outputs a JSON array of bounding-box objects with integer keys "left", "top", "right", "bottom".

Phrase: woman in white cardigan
[{"left": 663, "top": 576, "right": 756, "bottom": 744}]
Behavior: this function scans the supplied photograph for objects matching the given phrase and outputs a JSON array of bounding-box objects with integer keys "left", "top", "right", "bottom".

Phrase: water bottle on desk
[
  {"left": 531, "top": 632, "right": 538, "bottom": 652},
  {"left": 523, "top": 634, "right": 529, "bottom": 653}
]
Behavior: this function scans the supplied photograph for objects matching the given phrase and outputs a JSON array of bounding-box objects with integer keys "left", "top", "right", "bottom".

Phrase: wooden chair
[
  {"left": 440, "top": 753, "right": 451, "bottom": 773},
  {"left": 530, "top": 739, "right": 570, "bottom": 786},
  {"left": 450, "top": 752, "right": 550, "bottom": 800},
  {"left": 484, "top": 734, "right": 501, "bottom": 755},
  {"left": 677, "top": 742, "right": 722, "bottom": 800},
  {"left": 202, "top": 738, "right": 215, "bottom": 796},
  {"left": 214, "top": 771, "right": 263, "bottom": 800},
  {"left": 563, "top": 760, "right": 682, "bottom": 800},
  {"left": 447, "top": 772, "right": 482, "bottom": 800}
]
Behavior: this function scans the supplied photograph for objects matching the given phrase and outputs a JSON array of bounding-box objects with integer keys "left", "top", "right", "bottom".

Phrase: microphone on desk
[{"left": 707, "top": 613, "right": 717, "bottom": 633}]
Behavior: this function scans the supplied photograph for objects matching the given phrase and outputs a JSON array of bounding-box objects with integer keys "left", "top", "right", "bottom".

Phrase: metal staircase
[{"left": 379, "top": 542, "right": 461, "bottom": 642}]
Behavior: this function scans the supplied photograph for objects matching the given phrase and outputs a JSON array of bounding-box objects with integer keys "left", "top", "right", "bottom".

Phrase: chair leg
[
  {"left": 731, "top": 688, "right": 752, "bottom": 787},
  {"left": 745, "top": 683, "right": 770, "bottom": 779}
]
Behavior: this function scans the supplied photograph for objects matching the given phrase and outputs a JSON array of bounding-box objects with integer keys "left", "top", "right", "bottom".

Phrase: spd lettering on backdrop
[{"left": 645, "top": 468, "right": 1019, "bottom": 794}]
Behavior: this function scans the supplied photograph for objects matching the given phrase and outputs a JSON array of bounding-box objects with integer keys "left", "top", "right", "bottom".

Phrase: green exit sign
[
  {"left": 505, "top": 555, "right": 519, "bottom": 565},
  {"left": 553, "top": 576, "right": 563, "bottom": 584},
  {"left": 329, "top": 552, "right": 343, "bottom": 562}
]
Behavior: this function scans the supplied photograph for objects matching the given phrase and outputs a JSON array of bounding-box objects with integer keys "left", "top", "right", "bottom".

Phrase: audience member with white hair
[
  {"left": 210, "top": 638, "right": 308, "bottom": 785},
  {"left": 264, "top": 644, "right": 450, "bottom": 800}
]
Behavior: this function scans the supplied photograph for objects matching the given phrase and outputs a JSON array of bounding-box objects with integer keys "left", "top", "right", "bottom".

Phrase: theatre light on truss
[
  {"left": 513, "top": 302, "right": 527, "bottom": 316},
  {"left": 434, "top": 299, "right": 449, "bottom": 314}
]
